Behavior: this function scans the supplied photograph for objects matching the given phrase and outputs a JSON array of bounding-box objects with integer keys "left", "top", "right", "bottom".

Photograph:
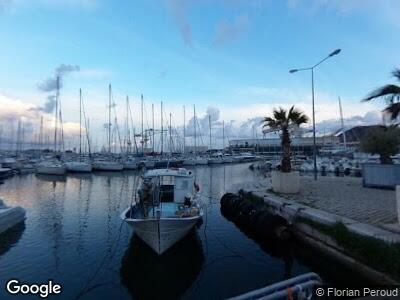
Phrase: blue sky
[{"left": 0, "top": 0, "right": 399, "bottom": 147}]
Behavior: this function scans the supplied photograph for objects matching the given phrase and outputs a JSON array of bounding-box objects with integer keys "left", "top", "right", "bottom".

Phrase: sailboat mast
[
  {"left": 126, "top": 96, "right": 129, "bottom": 154},
  {"left": 222, "top": 120, "right": 225, "bottom": 153},
  {"left": 152, "top": 103, "right": 155, "bottom": 153},
  {"left": 161, "top": 101, "right": 163, "bottom": 155},
  {"left": 338, "top": 97, "right": 347, "bottom": 149},
  {"left": 193, "top": 105, "right": 196, "bottom": 156},
  {"left": 108, "top": 84, "right": 112, "bottom": 154},
  {"left": 169, "top": 113, "right": 172, "bottom": 155},
  {"left": 141, "top": 94, "right": 144, "bottom": 154},
  {"left": 79, "top": 88, "right": 82, "bottom": 156},
  {"left": 209, "top": 115, "right": 211, "bottom": 153},
  {"left": 54, "top": 76, "right": 60, "bottom": 152},
  {"left": 183, "top": 105, "right": 186, "bottom": 154},
  {"left": 40, "top": 116, "right": 43, "bottom": 150}
]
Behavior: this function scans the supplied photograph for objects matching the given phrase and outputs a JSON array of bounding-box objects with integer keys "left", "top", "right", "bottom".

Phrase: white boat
[
  {"left": 208, "top": 157, "right": 223, "bottom": 164},
  {"left": 121, "top": 168, "right": 202, "bottom": 255},
  {"left": 0, "top": 198, "right": 26, "bottom": 235},
  {"left": 36, "top": 162, "right": 66, "bottom": 175},
  {"left": 195, "top": 157, "right": 208, "bottom": 165},
  {"left": 92, "top": 160, "right": 123, "bottom": 171},
  {"left": 123, "top": 157, "right": 139, "bottom": 170},
  {"left": 222, "top": 155, "right": 233, "bottom": 163},
  {"left": 65, "top": 161, "right": 92, "bottom": 173},
  {"left": 0, "top": 167, "right": 13, "bottom": 179},
  {"left": 18, "top": 164, "right": 36, "bottom": 175},
  {"left": 182, "top": 158, "right": 196, "bottom": 166}
]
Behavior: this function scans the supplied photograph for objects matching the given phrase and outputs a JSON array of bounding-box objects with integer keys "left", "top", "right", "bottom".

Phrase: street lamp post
[{"left": 289, "top": 48, "right": 341, "bottom": 180}]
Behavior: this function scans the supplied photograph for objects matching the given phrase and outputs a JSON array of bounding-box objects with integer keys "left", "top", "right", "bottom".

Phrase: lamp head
[
  {"left": 289, "top": 69, "right": 298, "bottom": 73},
  {"left": 329, "top": 49, "right": 341, "bottom": 57}
]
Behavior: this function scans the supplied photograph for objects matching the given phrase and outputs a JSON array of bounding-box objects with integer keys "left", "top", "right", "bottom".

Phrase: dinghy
[{"left": 0, "top": 198, "right": 26, "bottom": 235}]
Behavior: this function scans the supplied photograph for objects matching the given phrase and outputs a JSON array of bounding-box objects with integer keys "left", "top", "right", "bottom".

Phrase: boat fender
[{"left": 194, "top": 182, "right": 200, "bottom": 192}]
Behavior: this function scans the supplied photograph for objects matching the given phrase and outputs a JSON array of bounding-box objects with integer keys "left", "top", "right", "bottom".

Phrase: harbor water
[{"left": 0, "top": 163, "right": 369, "bottom": 299}]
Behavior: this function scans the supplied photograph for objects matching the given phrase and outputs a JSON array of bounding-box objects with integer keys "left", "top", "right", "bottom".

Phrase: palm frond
[
  {"left": 273, "top": 107, "right": 287, "bottom": 122},
  {"left": 384, "top": 102, "right": 400, "bottom": 121},
  {"left": 362, "top": 84, "right": 400, "bottom": 102},
  {"left": 392, "top": 68, "right": 400, "bottom": 82},
  {"left": 288, "top": 107, "right": 308, "bottom": 125}
]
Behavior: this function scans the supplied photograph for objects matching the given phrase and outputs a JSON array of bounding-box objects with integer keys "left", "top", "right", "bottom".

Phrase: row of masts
[{"left": 1, "top": 83, "right": 348, "bottom": 155}]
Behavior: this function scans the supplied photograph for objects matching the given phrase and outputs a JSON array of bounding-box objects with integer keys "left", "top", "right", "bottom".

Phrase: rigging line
[{"left": 74, "top": 220, "right": 125, "bottom": 300}]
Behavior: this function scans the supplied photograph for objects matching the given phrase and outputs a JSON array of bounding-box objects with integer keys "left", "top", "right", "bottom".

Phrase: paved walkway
[
  {"left": 229, "top": 176, "right": 398, "bottom": 226},
  {"left": 274, "top": 176, "right": 397, "bottom": 226}
]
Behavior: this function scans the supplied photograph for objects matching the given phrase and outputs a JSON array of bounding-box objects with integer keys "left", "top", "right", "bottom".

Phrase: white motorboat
[
  {"left": 0, "top": 198, "right": 26, "bottom": 235},
  {"left": 92, "top": 160, "right": 123, "bottom": 171},
  {"left": 65, "top": 161, "right": 92, "bottom": 173},
  {"left": 121, "top": 168, "right": 202, "bottom": 255},
  {"left": 36, "top": 161, "right": 66, "bottom": 175}
]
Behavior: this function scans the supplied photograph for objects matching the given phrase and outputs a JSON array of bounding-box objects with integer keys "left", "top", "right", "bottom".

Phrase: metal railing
[{"left": 228, "top": 272, "right": 322, "bottom": 300}]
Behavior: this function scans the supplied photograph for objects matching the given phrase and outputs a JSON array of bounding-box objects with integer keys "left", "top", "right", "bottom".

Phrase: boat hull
[
  {"left": 0, "top": 206, "right": 26, "bottom": 235},
  {"left": 36, "top": 166, "right": 66, "bottom": 175},
  {"left": 65, "top": 162, "right": 92, "bottom": 173},
  {"left": 92, "top": 162, "right": 123, "bottom": 171},
  {"left": 124, "top": 215, "right": 201, "bottom": 255},
  {"left": 123, "top": 162, "right": 138, "bottom": 170}
]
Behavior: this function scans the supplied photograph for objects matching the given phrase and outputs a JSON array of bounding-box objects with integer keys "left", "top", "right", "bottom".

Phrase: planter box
[
  {"left": 271, "top": 171, "right": 300, "bottom": 194},
  {"left": 362, "top": 163, "right": 400, "bottom": 189}
]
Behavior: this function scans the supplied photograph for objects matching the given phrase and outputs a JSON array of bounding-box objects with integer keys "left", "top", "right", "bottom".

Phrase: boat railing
[{"left": 227, "top": 272, "right": 322, "bottom": 300}]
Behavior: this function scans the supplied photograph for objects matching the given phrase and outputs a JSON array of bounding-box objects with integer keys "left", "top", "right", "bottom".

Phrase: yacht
[
  {"left": 121, "top": 168, "right": 202, "bottom": 255},
  {"left": 65, "top": 161, "right": 92, "bottom": 173},
  {"left": 92, "top": 160, "right": 124, "bottom": 171},
  {"left": 123, "top": 157, "right": 139, "bottom": 170},
  {"left": 36, "top": 161, "right": 66, "bottom": 175},
  {"left": 195, "top": 157, "right": 208, "bottom": 165}
]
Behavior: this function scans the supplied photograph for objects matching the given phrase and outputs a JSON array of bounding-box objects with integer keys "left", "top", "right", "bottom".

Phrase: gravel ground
[{"left": 277, "top": 176, "right": 397, "bottom": 225}]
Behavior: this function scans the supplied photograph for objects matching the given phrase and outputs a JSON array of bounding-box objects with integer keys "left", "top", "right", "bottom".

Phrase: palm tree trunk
[{"left": 281, "top": 127, "right": 291, "bottom": 172}]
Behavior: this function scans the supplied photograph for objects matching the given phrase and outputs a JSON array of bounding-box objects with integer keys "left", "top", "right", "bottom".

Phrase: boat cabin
[{"left": 141, "top": 168, "right": 195, "bottom": 204}]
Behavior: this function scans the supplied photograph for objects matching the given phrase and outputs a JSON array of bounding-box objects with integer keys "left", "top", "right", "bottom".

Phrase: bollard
[{"left": 397, "top": 186, "right": 400, "bottom": 225}]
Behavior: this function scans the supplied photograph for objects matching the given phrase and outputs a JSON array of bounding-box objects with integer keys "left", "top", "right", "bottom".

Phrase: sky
[{"left": 0, "top": 0, "right": 399, "bottom": 151}]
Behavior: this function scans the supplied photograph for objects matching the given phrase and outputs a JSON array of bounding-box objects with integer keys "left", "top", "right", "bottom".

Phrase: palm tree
[
  {"left": 262, "top": 106, "right": 308, "bottom": 172},
  {"left": 362, "top": 68, "right": 400, "bottom": 121}
]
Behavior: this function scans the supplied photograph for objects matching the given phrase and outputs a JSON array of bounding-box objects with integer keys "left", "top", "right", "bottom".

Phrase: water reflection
[
  {"left": 0, "top": 222, "right": 25, "bottom": 258},
  {"left": 36, "top": 174, "right": 67, "bottom": 182},
  {"left": 120, "top": 231, "right": 204, "bottom": 300}
]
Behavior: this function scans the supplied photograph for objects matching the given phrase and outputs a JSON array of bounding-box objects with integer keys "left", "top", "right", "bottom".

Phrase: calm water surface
[{"left": 0, "top": 163, "right": 362, "bottom": 299}]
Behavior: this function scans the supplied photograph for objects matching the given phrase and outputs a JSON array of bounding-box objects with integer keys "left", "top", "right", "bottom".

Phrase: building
[{"left": 228, "top": 135, "right": 339, "bottom": 155}]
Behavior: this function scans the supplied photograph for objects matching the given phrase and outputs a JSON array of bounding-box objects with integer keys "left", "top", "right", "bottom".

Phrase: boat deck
[{"left": 125, "top": 202, "right": 200, "bottom": 220}]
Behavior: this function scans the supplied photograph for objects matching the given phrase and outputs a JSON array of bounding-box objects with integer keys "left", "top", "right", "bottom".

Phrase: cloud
[
  {"left": 39, "top": 95, "right": 56, "bottom": 113},
  {"left": 0, "top": 93, "right": 80, "bottom": 142},
  {"left": 213, "top": 14, "right": 250, "bottom": 46},
  {"left": 315, "top": 110, "right": 383, "bottom": 134},
  {"left": 166, "top": 0, "right": 193, "bottom": 46},
  {"left": 38, "top": 64, "right": 80, "bottom": 92},
  {"left": 3, "top": 0, "right": 98, "bottom": 11},
  {"left": 286, "top": 0, "right": 400, "bottom": 26},
  {"left": 36, "top": 64, "right": 80, "bottom": 114},
  {"left": 0, "top": 0, "right": 12, "bottom": 12}
]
